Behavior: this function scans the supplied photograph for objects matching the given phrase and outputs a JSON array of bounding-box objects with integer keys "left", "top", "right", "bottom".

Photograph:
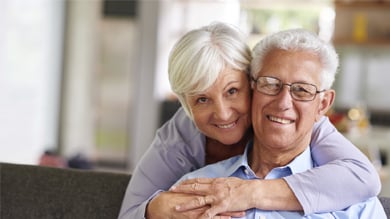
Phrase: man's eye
[
  {"left": 292, "top": 85, "right": 312, "bottom": 94},
  {"left": 291, "top": 85, "right": 315, "bottom": 98},
  {"left": 262, "top": 83, "right": 280, "bottom": 91}
]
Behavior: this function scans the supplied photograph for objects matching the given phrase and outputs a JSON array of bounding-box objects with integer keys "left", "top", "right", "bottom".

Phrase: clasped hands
[{"left": 146, "top": 177, "right": 256, "bottom": 219}]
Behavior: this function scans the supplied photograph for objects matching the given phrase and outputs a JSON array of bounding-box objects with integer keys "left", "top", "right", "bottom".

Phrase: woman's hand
[
  {"left": 169, "top": 177, "right": 255, "bottom": 219},
  {"left": 170, "top": 177, "right": 302, "bottom": 218},
  {"left": 146, "top": 191, "right": 241, "bottom": 219},
  {"left": 146, "top": 191, "right": 205, "bottom": 219}
]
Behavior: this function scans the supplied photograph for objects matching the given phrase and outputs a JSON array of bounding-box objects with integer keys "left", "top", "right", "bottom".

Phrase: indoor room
[{"left": 1, "top": 0, "right": 390, "bottom": 217}]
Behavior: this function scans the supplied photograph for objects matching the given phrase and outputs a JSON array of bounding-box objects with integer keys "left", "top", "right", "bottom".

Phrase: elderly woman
[
  {"left": 172, "top": 28, "right": 385, "bottom": 218},
  {"left": 118, "top": 22, "right": 380, "bottom": 219}
]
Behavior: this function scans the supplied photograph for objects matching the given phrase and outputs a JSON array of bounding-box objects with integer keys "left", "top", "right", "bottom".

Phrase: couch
[
  {"left": 0, "top": 162, "right": 130, "bottom": 219},
  {"left": 1, "top": 162, "right": 390, "bottom": 219}
]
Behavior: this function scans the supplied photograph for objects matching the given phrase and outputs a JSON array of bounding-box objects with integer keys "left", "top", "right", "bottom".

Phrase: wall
[{"left": 0, "top": 0, "right": 64, "bottom": 164}]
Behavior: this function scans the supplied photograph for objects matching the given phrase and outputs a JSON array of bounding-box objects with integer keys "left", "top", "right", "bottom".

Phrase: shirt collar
[
  {"left": 286, "top": 145, "right": 313, "bottom": 175},
  {"left": 222, "top": 141, "right": 254, "bottom": 177},
  {"left": 225, "top": 140, "right": 313, "bottom": 178}
]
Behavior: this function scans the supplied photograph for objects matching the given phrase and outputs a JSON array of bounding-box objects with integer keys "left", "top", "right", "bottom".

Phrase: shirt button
[
  {"left": 259, "top": 215, "right": 266, "bottom": 219},
  {"left": 244, "top": 169, "right": 249, "bottom": 175}
]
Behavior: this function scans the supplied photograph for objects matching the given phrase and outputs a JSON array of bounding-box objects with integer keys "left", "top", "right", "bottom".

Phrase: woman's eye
[
  {"left": 227, "top": 88, "right": 238, "bottom": 95},
  {"left": 196, "top": 97, "right": 208, "bottom": 103}
]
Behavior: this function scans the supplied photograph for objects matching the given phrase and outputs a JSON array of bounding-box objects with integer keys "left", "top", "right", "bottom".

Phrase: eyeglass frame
[{"left": 251, "top": 76, "right": 326, "bottom": 102}]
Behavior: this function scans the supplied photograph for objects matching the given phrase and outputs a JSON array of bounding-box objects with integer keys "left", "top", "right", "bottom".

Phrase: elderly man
[{"left": 172, "top": 28, "right": 385, "bottom": 218}]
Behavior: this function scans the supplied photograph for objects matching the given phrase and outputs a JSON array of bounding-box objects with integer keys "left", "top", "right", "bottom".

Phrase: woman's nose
[{"left": 214, "top": 99, "right": 232, "bottom": 120}]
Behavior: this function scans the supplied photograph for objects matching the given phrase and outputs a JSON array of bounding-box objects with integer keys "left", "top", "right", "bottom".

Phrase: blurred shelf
[
  {"left": 333, "top": 38, "right": 390, "bottom": 46},
  {"left": 334, "top": 1, "right": 390, "bottom": 47},
  {"left": 335, "top": 1, "right": 390, "bottom": 8}
]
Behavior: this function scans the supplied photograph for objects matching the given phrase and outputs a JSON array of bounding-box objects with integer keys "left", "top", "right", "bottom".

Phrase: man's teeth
[
  {"left": 217, "top": 123, "right": 235, "bottom": 129},
  {"left": 268, "top": 116, "right": 293, "bottom": 124}
]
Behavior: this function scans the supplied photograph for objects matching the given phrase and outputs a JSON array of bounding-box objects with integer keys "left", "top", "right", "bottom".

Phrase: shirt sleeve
[
  {"left": 118, "top": 108, "right": 205, "bottom": 219},
  {"left": 284, "top": 116, "right": 381, "bottom": 215}
]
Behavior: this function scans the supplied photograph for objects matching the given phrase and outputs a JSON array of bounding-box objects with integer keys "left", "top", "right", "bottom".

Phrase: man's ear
[{"left": 316, "top": 89, "right": 335, "bottom": 121}]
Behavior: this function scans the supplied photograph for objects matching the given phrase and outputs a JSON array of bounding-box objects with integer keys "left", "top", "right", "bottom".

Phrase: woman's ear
[{"left": 316, "top": 89, "right": 335, "bottom": 121}]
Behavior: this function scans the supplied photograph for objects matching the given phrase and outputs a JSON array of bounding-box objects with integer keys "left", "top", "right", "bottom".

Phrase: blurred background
[{"left": 1, "top": 0, "right": 390, "bottom": 193}]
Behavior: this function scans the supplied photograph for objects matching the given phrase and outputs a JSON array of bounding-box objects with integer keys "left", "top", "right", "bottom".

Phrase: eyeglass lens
[{"left": 255, "top": 76, "right": 318, "bottom": 101}]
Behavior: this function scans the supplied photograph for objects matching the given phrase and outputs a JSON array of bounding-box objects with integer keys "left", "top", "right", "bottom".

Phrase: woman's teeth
[{"left": 217, "top": 122, "right": 236, "bottom": 129}]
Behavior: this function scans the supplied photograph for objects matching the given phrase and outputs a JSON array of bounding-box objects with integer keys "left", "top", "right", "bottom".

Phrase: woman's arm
[
  {"left": 170, "top": 116, "right": 381, "bottom": 217},
  {"left": 118, "top": 108, "right": 206, "bottom": 219},
  {"left": 285, "top": 116, "right": 381, "bottom": 214}
]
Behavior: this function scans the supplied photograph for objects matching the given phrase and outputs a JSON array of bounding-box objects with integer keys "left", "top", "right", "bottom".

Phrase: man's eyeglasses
[{"left": 251, "top": 76, "right": 325, "bottom": 102}]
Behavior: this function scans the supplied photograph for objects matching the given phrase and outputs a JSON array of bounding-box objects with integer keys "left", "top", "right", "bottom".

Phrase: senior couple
[{"left": 119, "top": 22, "right": 385, "bottom": 218}]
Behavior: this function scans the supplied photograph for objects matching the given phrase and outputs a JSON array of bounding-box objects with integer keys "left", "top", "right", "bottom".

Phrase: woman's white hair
[
  {"left": 251, "top": 29, "right": 339, "bottom": 90},
  {"left": 168, "top": 22, "right": 252, "bottom": 119}
]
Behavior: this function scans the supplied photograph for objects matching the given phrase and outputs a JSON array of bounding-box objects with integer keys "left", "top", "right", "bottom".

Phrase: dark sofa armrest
[
  {"left": 379, "top": 196, "right": 390, "bottom": 218},
  {"left": 0, "top": 162, "right": 131, "bottom": 219}
]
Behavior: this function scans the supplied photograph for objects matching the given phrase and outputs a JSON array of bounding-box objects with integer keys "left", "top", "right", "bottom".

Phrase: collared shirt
[
  {"left": 118, "top": 107, "right": 381, "bottom": 219},
  {"left": 176, "top": 142, "right": 386, "bottom": 219}
]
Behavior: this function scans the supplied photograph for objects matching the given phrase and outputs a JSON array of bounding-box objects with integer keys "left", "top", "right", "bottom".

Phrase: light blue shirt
[{"left": 176, "top": 142, "right": 386, "bottom": 219}]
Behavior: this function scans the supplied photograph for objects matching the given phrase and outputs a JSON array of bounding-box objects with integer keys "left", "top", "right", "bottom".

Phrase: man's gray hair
[{"left": 251, "top": 29, "right": 339, "bottom": 90}]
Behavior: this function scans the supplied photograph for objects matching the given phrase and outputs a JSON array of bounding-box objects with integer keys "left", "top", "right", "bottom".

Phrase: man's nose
[{"left": 275, "top": 86, "right": 293, "bottom": 110}]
